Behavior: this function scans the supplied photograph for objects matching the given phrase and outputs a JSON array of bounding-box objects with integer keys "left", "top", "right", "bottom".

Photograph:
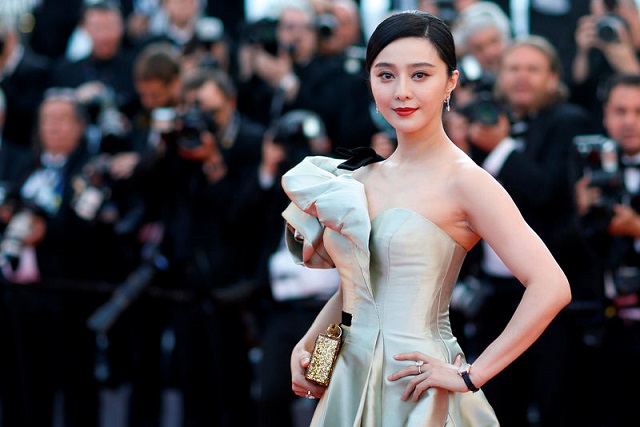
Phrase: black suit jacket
[
  {"left": 0, "top": 49, "right": 51, "bottom": 147},
  {"left": 0, "top": 139, "right": 33, "bottom": 191},
  {"left": 50, "top": 51, "right": 139, "bottom": 117}
]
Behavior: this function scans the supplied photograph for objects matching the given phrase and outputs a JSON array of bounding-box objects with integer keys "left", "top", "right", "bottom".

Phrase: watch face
[{"left": 457, "top": 363, "right": 471, "bottom": 375}]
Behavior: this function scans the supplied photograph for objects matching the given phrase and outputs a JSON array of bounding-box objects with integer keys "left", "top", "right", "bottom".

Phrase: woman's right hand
[{"left": 291, "top": 344, "right": 327, "bottom": 400}]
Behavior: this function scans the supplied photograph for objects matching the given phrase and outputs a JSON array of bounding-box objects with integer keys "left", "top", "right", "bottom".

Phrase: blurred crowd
[{"left": 0, "top": 0, "right": 639, "bottom": 426}]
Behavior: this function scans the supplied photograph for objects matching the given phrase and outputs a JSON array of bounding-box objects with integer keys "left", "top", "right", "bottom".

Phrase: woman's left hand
[{"left": 388, "top": 353, "right": 467, "bottom": 401}]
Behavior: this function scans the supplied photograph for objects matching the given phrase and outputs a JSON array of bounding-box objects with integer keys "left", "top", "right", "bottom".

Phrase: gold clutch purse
[{"left": 305, "top": 323, "right": 343, "bottom": 386}]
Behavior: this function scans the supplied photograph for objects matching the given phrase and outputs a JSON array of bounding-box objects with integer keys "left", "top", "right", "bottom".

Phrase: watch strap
[{"left": 460, "top": 370, "right": 480, "bottom": 393}]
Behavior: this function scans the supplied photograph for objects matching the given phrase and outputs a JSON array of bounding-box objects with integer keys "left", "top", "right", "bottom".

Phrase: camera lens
[
  {"left": 460, "top": 92, "right": 502, "bottom": 126},
  {"left": 596, "top": 16, "right": 621, "bottom": 43},
  {"left": 316, "top": 13, "right": 337, "bottom": 39},
  {"left": 473, "top": 102, "right": 501, "bottom": 126}
]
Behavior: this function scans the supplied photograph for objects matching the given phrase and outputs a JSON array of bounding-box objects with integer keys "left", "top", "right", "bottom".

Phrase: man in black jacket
[
  {"left": 50, "top": 0, "right": 139, "bottom": 154},
  {"left": 0, "top": 17, "right": 51, "bottom": 147},
  {"left": 575, "top": 73, "right": 640, "bottom": 427},
  {"left": 128, "top": 65, "right": 264, "bottom": 426},
  {"left": 236, "top": 3, "right": 376, "bottom": 152},
  {"left": 1, "top": 88, "right": 107, "bottom": 427}
]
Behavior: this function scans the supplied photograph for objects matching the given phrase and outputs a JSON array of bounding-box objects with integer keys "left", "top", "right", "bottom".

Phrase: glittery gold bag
[{"left": 305, "top": 323, "right": 343, "bottom": 387}]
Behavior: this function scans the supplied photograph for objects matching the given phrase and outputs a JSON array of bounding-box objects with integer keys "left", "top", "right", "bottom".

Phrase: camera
[
  {"left": 0, "top": 207, "right": 34, "bottom": 270},
  {"left": 611, "top": 266, "right": 640, "bottom": 296},
  {"left": 458, "top": 55, "right": 496, "bottom": 93},
  {"left": 574, "top": 134, "right": 625, "bottom": 234},
  {"left": 71, "top": 155, "right": 114, "bottom": 222},
  {"left": 194, "top": 17, "right": 224, "bottom": 48},
  {"left": 176, "top": 103, "right": 212, "bottom": 149},
  {"left": 183, "top": 17, "right": 226, "bottom": 69},
  {"left": 459, "top": 91, "right": 504, "bottom": 126},
  {"left": 596, "top": 15, "right": 625, "bottom": 43},
  {"left": 242, "top": 18, "right": 280, "bottom": 56},
  {"left": 151, "top": 103, "right": 215, "bottom": 150},
  {"left": 433, "top": 0, "right": 458, "bottom": 25},
  {"left": 270, "top": 110, "right": 326, "bottom": 169},
  {"left": 316, "top": 13, "right": 338, "bottom": 39},
  {"left": 84, "top": 87, "right": 128, "bottom": 154},
  {"left": 450, "top": 275, "right": 493, "bottom": 319}
]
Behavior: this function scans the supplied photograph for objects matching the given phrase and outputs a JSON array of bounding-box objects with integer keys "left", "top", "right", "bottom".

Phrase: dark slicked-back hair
[
  {"left": 366, "top": 10, "right": 457, "bottom": 76},
  {"left": 603, "top": 73, "right": 640, "bottom": 104},
  {"left": 134, "top": 43, "right": 181, "bottom": 84}
]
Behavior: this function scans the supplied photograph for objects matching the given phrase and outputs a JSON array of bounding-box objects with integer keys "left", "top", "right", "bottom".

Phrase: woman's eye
[
  {"left": 378, "top": 72, "right": 393, "bottom": 80},
  {"left": 413, "top": 72, "right": 428, "bottom": 79}
]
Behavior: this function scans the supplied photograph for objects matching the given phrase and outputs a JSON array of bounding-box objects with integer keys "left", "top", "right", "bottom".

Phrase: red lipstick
[{"left": 394, "top": 107, "right": 417, "bottom": 116}]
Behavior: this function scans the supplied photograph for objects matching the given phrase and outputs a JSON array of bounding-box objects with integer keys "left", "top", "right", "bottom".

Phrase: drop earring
[
  {"left": 445, "top": 96, "right": 451, "bottom": 112},
  {"left": 375, "top": 105, "right": 380, "bottom": 113}
]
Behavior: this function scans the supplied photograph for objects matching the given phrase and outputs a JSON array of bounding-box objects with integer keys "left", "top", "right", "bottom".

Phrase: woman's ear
[{"left": 447, "top": 69, "right": 460, "bottom": 96}]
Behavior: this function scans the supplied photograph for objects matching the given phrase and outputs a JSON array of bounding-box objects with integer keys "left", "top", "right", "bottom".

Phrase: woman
[{"left": 282, "top": 11, "right": 571, "bottom": 426}]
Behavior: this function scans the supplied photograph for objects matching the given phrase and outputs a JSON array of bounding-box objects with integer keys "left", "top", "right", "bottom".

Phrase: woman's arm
[
  {"left": 389, "top": 164, "right": 571, "bottom": 399},
  {"left": 457, "top": 165, "right": 572, "bottom": 388},
  {"left": 291, "top": 284, "right": 344, "bottom": 399}
]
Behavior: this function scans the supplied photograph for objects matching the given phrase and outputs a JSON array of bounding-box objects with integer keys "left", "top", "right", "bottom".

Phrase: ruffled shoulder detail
[{"left": 281, "top": 156, "right": 371, "bottom": 267}]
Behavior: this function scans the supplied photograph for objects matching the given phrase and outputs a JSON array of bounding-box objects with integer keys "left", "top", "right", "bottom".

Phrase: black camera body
[
  {"left": 0, "top": 207, "right": 34, "bottom": 270},
  {"left": 151, "top": 104, "right": 215, "bottom": 150},
  {"left": 243, "top": 18, "right": 280, "bottom": 55},
  {"left": 316, "top": 13, "right": 338, "bottom": 39},
  {"left": 84, "top": 87, "right": 128, "bottom": 154},
  {"left": 459, "top": 91, "right": 504, "bottom": 126},
  {"left": 71, "top": 155, "right": 114, "bottom": 222},
  {"left": 177, "top": 104, "right": 213, "bottom": 149},
  {"left": 270, "top": 110, "right": 326, "bottom": 171},
  {"left": 574, "top": 134, "right": 625, "bottom": 234}
]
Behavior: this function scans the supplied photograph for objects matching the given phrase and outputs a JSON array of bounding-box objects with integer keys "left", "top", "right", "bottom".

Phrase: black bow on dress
[{"left": 336, "top": 147, "right": 385, "bottom": 171}]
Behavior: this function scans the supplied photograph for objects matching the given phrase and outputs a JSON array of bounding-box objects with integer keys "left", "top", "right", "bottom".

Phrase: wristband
[{"left": 457, "top": 363, "right": 480, "bottom": 393}]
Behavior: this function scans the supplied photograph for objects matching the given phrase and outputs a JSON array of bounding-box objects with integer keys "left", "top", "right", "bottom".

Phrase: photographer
[
  {"left": 571, "top": 0, "right": 640, "bottom": 128},
  {"left": 462, "top": 36, "right": 600, "bottom": 426},
  {"left": 574, "top": 73, "right": 640, "bottom": 427},
  {"left": 0, "top": 15, "right": 51, "bottom": 147},
  {"left": 50, "top": 0, "right": 139, "bottom": 155},
  {"left": 311, "top": 0, "right": 366, "bottom": 60},
  {"left": 0, "top": 88, "right": 115, "bottom": 427},
  {"left": 452, "top": 1, "right": 512, "bottom": 80},
  {"left": 131, "top": 65, "right": 264, "bottom": 426},
  {"left": 236, "top": 2, "right": 376, "bottom": 151}
]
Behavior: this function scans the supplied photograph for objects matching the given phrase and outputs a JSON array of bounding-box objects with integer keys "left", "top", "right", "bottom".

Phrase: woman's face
[{"left": 369, "top": 37, "right": 457, "bottom": 137}]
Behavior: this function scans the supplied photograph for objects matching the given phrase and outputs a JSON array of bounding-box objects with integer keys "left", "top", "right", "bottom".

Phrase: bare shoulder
[
  {"left": 444, "top": 151, "right": 520, "bottom": 228},
  {"left": 445, "top": 152, "right": 500, "bottom": 195}
]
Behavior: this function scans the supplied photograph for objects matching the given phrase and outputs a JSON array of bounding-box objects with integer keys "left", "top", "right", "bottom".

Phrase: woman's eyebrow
[{"left": 373, "top": 62, "right": 435, "bottom": 69}]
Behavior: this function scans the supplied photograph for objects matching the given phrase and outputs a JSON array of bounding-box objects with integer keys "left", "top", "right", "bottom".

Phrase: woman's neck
[{"left": 391, "top": 126, "right": 450, "bottom": 163}]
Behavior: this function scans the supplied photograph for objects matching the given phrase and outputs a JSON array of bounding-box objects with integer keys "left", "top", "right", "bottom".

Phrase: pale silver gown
[{"left": 282, "top": 156, "right": 499, "bottom": 427}]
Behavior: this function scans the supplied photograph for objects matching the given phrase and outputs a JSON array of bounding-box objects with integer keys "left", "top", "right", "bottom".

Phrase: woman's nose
[{"left": 394, "top": 76, "right": 412, "bottom": 100}]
